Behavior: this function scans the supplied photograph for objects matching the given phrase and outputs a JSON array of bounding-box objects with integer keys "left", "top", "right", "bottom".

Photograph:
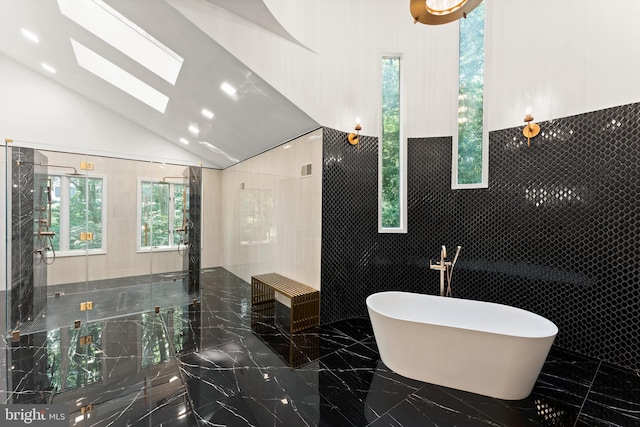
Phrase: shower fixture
[
  {"left": 161, "top": 176, "right": 188, "bottom": 182},
  {"left": 15, "top": 160, "right": 81, "bottom": 175},
  {"left": 177, "top": 186, "right": 189, "bottom": 257},
  {"left": 35, "top": 178, "right": 56, "bottom": 265},
  {"left": 41, "top": 163, "right": 81, "bottom": 175},
  {"left": 429, "top": 245, "right": 461, "bottom": 296}
]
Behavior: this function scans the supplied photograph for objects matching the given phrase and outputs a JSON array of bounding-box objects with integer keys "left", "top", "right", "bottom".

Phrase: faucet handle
[{"left": 429, "top": 259, "right": 446, "bottom": 270}]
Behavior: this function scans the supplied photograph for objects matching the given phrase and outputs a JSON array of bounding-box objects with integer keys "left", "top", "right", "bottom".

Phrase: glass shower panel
[
  {"left": 3, "top": 145, "right": 202, "bottom": 421},
  {"left": 2, "top": 143, "right": 94, "bottom": 408},
  {"left": 147, "top": 162, "right": 197, "bottom": 320},
  {"left": 5, "top": 147, "right": 50, "bottom": 333}
]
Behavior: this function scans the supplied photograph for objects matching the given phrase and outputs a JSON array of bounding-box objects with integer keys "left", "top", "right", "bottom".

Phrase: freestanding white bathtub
[{"left": 366, "top": 291, "right": 558, "bottom": 400}]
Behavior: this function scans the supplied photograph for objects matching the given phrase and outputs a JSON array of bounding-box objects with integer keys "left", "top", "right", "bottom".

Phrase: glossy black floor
[{"left": 3, "top": 268, "right": 640, "bottom": 426}]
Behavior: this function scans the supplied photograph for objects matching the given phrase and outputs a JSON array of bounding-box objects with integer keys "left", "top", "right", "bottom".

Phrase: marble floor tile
[
  {"left": 2, "top": 268, "right": 639, "bottom": 426},
  {"left": 576, "top": 362, "right": 640, "bottom": 427}
]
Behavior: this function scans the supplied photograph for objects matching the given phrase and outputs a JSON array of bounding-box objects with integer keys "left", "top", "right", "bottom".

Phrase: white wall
[
  {"left": 485, "top": 0, "right": 640, "bottom": 130},
  {"left": 201, "top": 167, "right": 223, "bottom": 269},
  {"left": 172, "top": 0, "right": 640, "bottom": 138},
  {"left": 220, "top": 129, "right": 322, "bottom": 289}
]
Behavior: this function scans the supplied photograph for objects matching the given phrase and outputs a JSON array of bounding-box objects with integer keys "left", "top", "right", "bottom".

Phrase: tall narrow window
[
  {"left": 380, "top": 55, "right": 406, "bottom": 232},
  {"left": 455, "top": 2, "right": 486, "bottom": 187},
  {"left": 138, "top": 180, "right": 189, "bottom": 250}
]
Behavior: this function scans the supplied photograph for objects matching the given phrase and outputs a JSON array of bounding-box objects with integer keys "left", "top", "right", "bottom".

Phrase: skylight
[
  {"left": 70, "top": 39, "right": 169, "bottom": 113},
  {"left": 57, "top": 0, "right": 183, "bottom": 85}
]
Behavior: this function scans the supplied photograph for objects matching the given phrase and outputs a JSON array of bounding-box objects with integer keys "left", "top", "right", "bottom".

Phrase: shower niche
[{"left": 3, "top": 144, "right": 202, "bottom": 342}]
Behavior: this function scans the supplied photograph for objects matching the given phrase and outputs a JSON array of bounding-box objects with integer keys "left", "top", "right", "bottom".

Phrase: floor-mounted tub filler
[{"left": 366, "top": 291, "right": 558, "bottom": 400}]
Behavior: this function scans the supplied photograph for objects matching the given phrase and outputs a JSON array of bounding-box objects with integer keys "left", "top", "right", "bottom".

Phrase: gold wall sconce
[
  {"left": 523, "top": 114, "right": 541, "bottom": 147},
  {"left": 411, "top": 0, "right": 483, "bottom": 25},
  {"left": 348, "top": 123, "right": 362, "bottom": 150}
]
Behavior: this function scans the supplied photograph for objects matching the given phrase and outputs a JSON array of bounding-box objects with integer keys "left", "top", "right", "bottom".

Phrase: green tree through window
[
  {"left": 140, "top": 181, "right": 189, "bottom": 248},
  {"left": 457, "top": 2, "right": 485, "bottom": 185},
  {"left": 48, "top": 175, "right": 105, "bottom": 253},
  {"left": 69, "top": 177, "right": 103, "bottom": 250},
  {"left": 381, "top": 56, "right": 401, "bottom": 228}
]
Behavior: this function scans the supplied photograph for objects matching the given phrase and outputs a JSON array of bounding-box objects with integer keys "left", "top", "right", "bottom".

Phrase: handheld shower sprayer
[
  {"left": 445, "top": 246, "right": 462, "bottom": 297},
  {"left": 451, "top": 246, "right": 461, "bottom": 268}
]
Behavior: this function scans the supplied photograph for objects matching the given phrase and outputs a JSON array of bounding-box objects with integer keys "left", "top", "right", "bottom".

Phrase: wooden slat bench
[{"left": 251, "top": 273, "right": 320, "bottom": 333}]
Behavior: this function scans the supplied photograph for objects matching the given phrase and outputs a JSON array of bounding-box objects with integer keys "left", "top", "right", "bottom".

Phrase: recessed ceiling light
[
  {"left": 221, "top": 82, "right": 236, "bottom": 97},
  {"left": 41, "top": 63, "right": 56, "bottom": 74},
  {"left": 179, "top": 138, "right": 189, "bottom": 145},
  {"left": 21, "top": 28, "right": 39, "bottom": 44},
  {"left": 57, "top": 0, "right": 183, "bottom": 85},
  {"left": 201, "top": 108, "right": 214, "bottom": 119},
  {"left": 188, "top": 125, "right": 200, "bottom": 135},
  {"left": 70, "top": 39, "right": 169, "bottom": 113}
]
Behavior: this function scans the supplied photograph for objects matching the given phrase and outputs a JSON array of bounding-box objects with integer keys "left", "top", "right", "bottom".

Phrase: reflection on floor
[
  {"left": 2, "top": 268, "right": 640, "bottom": 426},
  {"left": 16, "top": 273, "right": 193, "bottom": 335}
]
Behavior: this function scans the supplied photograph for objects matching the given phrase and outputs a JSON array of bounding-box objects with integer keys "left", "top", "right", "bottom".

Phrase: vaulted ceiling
[{"left": 0, "top": 0, "right": 320, "bottom": 168}]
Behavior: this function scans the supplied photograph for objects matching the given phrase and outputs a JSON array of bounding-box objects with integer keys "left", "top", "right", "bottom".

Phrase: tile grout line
[{"left": 573, "top": 359, "right": 601, "bottom": 427}]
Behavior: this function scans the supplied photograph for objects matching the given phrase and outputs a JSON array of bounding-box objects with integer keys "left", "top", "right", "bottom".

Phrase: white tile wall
[{"left": 220, "top": 129, "right": 322, "bottom": 290}]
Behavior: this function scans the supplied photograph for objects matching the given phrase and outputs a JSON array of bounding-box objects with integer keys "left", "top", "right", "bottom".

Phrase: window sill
[
  {"left": 46, "top": 249, "right": 107, "bottom": 258},
  {"left": 137, "top": 246, "right": 186, "bottom": 254}
]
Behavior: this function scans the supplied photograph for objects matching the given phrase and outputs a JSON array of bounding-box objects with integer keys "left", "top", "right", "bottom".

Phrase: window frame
[
  {"left": 136, "top": 177, "right": 189, "bottom": 253},
  {"left": 47, "top": 173, "right": 108, "bottom": 257},
  {"left": 379, "top": 52, "right": 407, "bottom": 234},
  {"left": 452, "top": 2, "right": 488, "bottom": 189}
]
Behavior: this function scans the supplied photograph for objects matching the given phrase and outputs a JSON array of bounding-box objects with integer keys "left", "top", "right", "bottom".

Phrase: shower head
[
  {"left": 38, "top": 163, "right": 79, "bottom": 175},
  {"left": 161, "top": 176, "right": 188, "bottom": 182}
]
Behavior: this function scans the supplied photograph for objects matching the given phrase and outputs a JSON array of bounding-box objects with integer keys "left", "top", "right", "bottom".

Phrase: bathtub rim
[{"left": 366, "top": 291, "right": 558, "bottom": 339}]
